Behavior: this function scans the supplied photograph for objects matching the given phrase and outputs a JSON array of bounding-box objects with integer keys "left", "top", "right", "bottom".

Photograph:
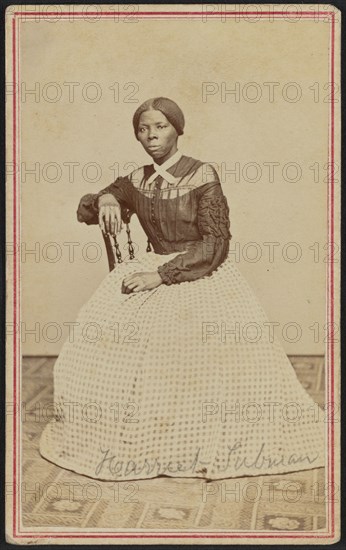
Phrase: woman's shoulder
[
  {"left": 131, "top": 155, "right": 218, "bottom": 175},
  {"left": 123, "top": 155, "right": 220, "bottom": 191},
  {"left": 172, "top": 155, "right": 219, "bottom": 179},
  {"left": 176, "top": 156, "right": 221, "bottom": 189}
]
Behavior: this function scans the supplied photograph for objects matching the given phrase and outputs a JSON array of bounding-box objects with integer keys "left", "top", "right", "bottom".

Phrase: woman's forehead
[{"left": 138, "top": 109, "right": 169, "bottom": 125}]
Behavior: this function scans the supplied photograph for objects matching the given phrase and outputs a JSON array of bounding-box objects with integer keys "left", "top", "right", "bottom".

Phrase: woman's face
[{"left": 137, "top": 109, "right": 178, "bottom": 164}]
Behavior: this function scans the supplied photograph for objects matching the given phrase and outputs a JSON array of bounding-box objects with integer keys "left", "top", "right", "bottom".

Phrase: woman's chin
[{"left": 147, "top": 150, "right": 164, "bottom": 161}]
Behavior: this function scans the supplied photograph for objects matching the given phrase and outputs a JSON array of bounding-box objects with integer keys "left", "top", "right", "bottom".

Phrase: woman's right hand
[{"left": 98, "top": 194, "right": 122, "bottom": 235}]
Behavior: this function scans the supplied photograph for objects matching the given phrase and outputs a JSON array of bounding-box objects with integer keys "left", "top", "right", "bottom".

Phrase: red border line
[
  {"left": 12, "top": 15, "right": 18, "bottom": 539},
  {"left": 329, "top": 11, "right": 335, "bottom": 539},
  {"left": 14, "top": 11, "right": 335, "bottom": 16},
  {"left": 11, "top": 10, "right": 336, "bottom": 541},
  {"left": 9, "top": 531, "right": 328, "bottom": 540},
  {"left": 10, "top": 533, "right": 332, "bottom": 539}
]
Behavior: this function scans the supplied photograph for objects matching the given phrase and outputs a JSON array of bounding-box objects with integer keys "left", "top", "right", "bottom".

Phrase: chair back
[{"left": 101, "top": 208, "right": 152, "bottom": 271}]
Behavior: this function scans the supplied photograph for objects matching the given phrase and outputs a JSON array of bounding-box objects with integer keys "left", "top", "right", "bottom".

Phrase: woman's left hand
[{"left": 122, "top": 271, "right": 163, "bottom": 294}]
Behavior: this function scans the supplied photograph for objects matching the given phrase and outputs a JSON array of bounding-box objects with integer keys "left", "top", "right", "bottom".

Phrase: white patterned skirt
[{"left": 39, "top": 251, "right": 325, "bottom": 481}]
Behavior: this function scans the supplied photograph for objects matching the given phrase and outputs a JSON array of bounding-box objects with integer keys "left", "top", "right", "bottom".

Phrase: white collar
[{"left": 146, "top": 150, "right": 183, "bottom": 185}]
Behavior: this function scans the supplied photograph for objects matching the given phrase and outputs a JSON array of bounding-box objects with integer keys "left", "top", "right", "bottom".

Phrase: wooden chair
[{"left": 101, "top": 208, "right": 152, "bottom": 271}]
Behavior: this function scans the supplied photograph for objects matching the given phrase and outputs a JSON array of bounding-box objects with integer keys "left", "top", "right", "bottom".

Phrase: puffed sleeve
[
  {"left": 76, "top": 176, "right": 134, "bottom": 225},
  {"left": 157, "top": 179, "right": 232, "bottom": 285}
]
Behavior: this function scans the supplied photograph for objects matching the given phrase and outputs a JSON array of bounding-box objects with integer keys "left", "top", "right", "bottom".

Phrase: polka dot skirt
[{"left": 39, "top": 252, "right": 325, "bottom": 481}]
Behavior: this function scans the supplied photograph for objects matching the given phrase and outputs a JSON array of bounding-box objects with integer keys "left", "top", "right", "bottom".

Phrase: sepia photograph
[{"left": 5, "top": 3, "right": 340, "bottom": 544}]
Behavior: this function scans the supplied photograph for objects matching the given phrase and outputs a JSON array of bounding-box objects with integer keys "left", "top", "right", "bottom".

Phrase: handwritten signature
[{"left": 95, "top": 441, "right": 320, "bottom": 478}]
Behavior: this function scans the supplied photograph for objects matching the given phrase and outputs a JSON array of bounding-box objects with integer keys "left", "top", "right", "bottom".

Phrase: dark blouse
[{"left": 77, "top": 155, "right": 232, "bottom": 285}]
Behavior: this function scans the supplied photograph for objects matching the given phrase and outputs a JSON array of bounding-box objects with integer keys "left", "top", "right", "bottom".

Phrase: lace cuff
[{"left": 157, "top": 264, "right": 184, "bottom": 286}]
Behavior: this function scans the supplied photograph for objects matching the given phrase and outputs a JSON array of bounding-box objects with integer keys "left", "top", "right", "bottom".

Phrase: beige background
[{"left": 18, "top": 14, "right": 330, "bottom": 355}]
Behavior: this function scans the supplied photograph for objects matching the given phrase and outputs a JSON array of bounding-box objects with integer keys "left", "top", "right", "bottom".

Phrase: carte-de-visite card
[{"left": 5, "top": 3, "right": 341, "bottom": 545}]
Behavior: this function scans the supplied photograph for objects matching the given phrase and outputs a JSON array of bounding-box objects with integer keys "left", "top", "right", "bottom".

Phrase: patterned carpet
[{"left": 21, "top": 355, "right": 326, "bottom": 531}]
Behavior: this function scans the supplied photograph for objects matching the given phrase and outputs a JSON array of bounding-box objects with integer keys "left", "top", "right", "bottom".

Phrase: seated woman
[{"left": 39, "top": 97, "right": 325, "bottom": 481}]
